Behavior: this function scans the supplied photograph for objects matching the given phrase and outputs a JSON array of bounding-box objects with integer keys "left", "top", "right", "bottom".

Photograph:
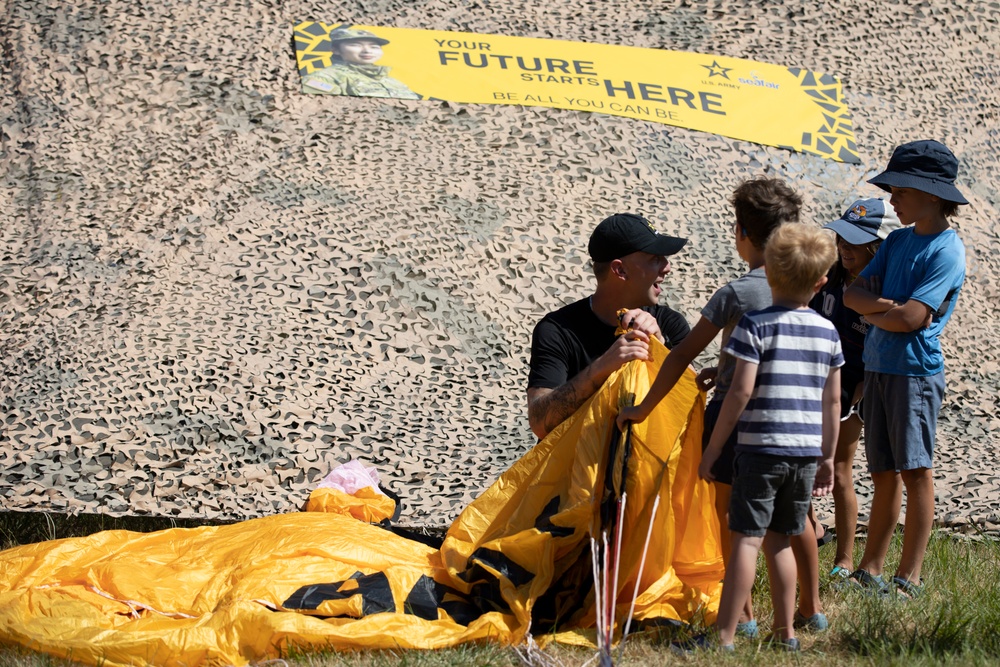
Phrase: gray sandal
[
  {"left": 847, "top": 569, "right": 891, "bottom": 597},
  {"left": 892, "top": 576, "right": 924, "bottom": 600}
]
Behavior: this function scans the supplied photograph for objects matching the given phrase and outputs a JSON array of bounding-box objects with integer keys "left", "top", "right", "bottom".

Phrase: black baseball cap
[{"left": 588, "top": 213, "right": 687, "bottom": 262}]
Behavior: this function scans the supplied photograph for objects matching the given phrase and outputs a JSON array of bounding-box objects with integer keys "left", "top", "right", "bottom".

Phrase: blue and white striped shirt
[{"left": 723, "top": 306, "right": 844, "bottom": 458}]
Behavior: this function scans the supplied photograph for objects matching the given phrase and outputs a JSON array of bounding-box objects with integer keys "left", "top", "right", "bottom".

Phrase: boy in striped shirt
[{"left": 699, "top": 223, "right": 843, "bottom": 651}]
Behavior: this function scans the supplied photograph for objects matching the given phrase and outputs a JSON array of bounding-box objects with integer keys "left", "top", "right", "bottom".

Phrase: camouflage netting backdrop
[{"left": 2, "top": 0, "right": 998, "bottom": 530}]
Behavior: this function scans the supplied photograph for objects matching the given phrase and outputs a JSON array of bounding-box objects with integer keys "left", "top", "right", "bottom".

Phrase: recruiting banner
[{"left": 294, "top": 22, "right": 860, "bottom": 164}]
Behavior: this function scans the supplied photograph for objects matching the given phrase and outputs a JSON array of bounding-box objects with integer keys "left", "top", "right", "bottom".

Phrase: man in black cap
[{"left": 526, "top": 213, "right": 690, "bottom": 440}]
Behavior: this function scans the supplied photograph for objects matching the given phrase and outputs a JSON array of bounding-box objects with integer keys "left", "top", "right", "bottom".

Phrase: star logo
[{"left": 702, "top": 60, "right": 732, "bottom": 79}]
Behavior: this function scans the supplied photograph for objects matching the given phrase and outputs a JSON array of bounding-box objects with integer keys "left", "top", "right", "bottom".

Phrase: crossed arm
[{"left": 844, "top": 275, "right": 932, "bottom": 333}]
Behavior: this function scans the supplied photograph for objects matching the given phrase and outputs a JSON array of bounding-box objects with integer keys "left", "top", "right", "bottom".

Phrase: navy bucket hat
[
  {"left": 868, "top": 140, "right": 968, "bottom": 205},
  {"left": 824, "top": 198, "right": 901, "bottom": 246}
]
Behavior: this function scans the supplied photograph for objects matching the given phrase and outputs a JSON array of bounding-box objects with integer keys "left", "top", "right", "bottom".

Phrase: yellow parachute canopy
[{"left": 0, "top": 339, "right": 722, "bottom": 665}]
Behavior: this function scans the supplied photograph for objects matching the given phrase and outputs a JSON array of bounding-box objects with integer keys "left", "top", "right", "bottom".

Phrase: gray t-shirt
[{"left": 700, "top": 267, "right": 772, "bottom": 398}]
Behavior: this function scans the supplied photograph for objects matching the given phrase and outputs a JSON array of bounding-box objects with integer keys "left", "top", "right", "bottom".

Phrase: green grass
[{"left": 1, "top": 512, "right": 998, "bottom": 667}]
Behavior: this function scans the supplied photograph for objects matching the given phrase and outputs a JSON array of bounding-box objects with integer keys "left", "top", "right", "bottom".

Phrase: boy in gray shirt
[{"left": 618, "top": 177, "right": 803, "bottom": 637}]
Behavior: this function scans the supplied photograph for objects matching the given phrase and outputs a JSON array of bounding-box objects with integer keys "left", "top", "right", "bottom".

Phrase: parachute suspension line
[
  {"left": 590, "top": 535, "right": 605, "bottom": 657},
  {"left": 588, "top": 531, "right": 616, "bottom": 666},
  {"left": 608, "top": 492, "right": 627, "bottom": 653},
  {"left": 591, "top": 397, "right": 636, "bottom": 666},
  {"left": 617, "top": 493, "right": 660, "bottom": 664},
  {"left": 513, "top": 634, "right": 564, "bottom": 667},
  {"left": 597, "top": 530, "right": 611, "bottom": 667},
  {"left": 601, "top": 530, "right": 611, "bottom": 664}
]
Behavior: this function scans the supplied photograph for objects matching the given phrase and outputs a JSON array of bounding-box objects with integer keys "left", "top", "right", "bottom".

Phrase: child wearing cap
[
  {"left": 618, "top": 177, "right": 805, "bottom": 636},
  {"left": 302, "top": 28, "right": 419, "bottom": 100},
  {"left": 843, "top": 140, "right": 968, "bottom": 599},
  {"left": 810, "top": 199, "right": 899, "bottom": 583},
  {"left": 699, "top": 223, "right": 842, "bottom": 651}
]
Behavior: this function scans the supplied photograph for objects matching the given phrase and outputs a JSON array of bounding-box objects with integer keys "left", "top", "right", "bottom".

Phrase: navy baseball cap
[
  {"left": 824, "top": 198, "right": 900, "bottom": 245},
  {"left": 588, "top": 213, "right": 687, "bottom": 262},
  {"left": 868, "top": 140, "right": 968, "bottom": 205}
]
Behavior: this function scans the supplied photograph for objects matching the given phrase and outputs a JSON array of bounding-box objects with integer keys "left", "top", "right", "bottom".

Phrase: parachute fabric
[{"left": 0, "top": 338, "right": 722, "bottom": 665}]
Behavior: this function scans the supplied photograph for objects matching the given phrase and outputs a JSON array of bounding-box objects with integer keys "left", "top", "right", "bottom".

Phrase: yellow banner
[{"left": 294, "top": 22, "right": 860, "bottom": 164}]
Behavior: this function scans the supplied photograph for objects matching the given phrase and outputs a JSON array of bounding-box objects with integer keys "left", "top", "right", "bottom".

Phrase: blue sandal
[
  {"left": 736, "top": 619, "right": 759, "bottom": 638},
  {"left": 794, "top": 611, "right": 829, "bottom": 632},
  {"left": 846, "top": 568, "right": 891, "bottom": 597},
  {"left": 763, "top": 635, "right": 801, "bottom": 652},
  {"left": 829, "top": 565, "right": 852, "bottom": 591},
  {"left": 892, "top": 576, "right": 924, "bottom": 600}
]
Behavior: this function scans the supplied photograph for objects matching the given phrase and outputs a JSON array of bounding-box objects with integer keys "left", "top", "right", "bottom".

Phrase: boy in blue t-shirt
[
  {"left": 843, "top": 140, "right": 968, "bottom": 599},
  {"left": 700, "top": 223, "right": 842, "bottom": 650}
]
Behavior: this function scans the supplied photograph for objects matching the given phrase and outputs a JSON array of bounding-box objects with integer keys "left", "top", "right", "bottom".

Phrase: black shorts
[
  {"left": 729, "top": 451, "right": 816, "bottom": 537},
  {"left": 702, "top": 397, "right": 737, "bottom": 485},
  {"left": 840, "top": 366, "right": 865, "bottom": 420}
]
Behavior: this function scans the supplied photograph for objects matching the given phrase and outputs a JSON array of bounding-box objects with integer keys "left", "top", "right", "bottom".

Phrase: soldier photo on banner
[{"left": 301, "top": 26, "right": 420, "bottom": 100}]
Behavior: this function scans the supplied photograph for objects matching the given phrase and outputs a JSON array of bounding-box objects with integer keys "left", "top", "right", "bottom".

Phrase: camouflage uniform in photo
[
  {"left": 302, "top": 63, "right": 419, "bottom": 99},
  {"left": 302, "top": 28, "right": 419, "bottom": 100}
]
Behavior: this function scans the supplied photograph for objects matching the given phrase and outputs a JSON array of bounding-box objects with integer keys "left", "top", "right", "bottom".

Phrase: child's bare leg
[
  {"left": 856, "top": 470, "right": 903, "bottom": 576},
  {"left": 715, "top": 481, "right": 732, "bottom": 563},
  {"left": 896, "top": 467, "right": 934, "bottom": 583},
  {"left": 715, "top": 481, "right": 754, "bottom": 623},
  {"left": 717, "top": 531, "right": 763, "bottom": 646},
  {"left": 791, "top": 513, "right": 821, "bottom": 617},
  {"left": 763, "top": 531, "right": 796, "bottom": 641},
  {"left": 833, "top": 415, "right": 862, "bottom": 570}
]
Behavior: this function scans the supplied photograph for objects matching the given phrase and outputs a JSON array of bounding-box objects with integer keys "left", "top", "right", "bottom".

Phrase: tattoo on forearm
[
  {"left": 538, "top": 386, "right": 583, "bottom": 433},
  {"left": 531, "top": 369, "right": 596, "bottom": 436}
]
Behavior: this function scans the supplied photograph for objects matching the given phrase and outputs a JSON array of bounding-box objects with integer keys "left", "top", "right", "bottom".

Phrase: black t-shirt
[
  {"left": 809, "top": 272, "right": 867, "bottom": 372},
  {"left": 810, "top": 270, "right": 867, "bottom": 417},
  {"left": 527, "top": 298, "right": 691, "bottom": 390}
]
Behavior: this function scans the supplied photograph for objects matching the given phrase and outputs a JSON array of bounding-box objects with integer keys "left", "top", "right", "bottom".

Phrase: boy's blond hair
[{"left": 765, "top": 224, "right": 837, "bottom": 295}]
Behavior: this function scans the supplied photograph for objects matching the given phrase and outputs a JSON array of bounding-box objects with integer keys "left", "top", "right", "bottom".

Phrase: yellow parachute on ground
[{"left": 0, "top": 339, "right": 722, "bottom": 665}]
